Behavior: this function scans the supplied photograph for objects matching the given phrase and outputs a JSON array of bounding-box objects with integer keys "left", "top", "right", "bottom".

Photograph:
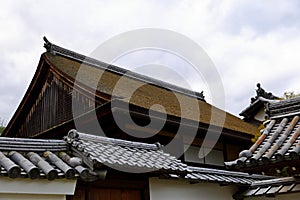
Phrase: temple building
[{"left": 2, "top": 38, "right": 297, "bottom": 199}]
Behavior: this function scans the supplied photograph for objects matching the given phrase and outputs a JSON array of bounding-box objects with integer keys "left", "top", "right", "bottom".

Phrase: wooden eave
[
  {"left": 4, "top": 38, "right": 259, "bottom": 139},
  {"left": 30, "top": 97, "right": 253, "bottom": 145},
  {"left": 2, "top": 54, "right": 76, "bottom": 137},
  {"left": 44, "top": 54, "right": 112, "bottom": 103},
  {"left": 112, "top": 99, "right": 254, "bottom": 142},
  {"left": 3, "top": 54, "right": 49, "bottom": 137},
  {"left": 3, "top": 53, "right": 112, "bottom": 138},
  {"left": 43, "top": 48, "right": 258, "bottom": 136}
]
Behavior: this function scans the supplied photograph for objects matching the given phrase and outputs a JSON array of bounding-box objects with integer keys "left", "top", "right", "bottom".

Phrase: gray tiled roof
[
  {"left": 185, "top": 166, "right": 271, "bottom": 186},
  {"left": 226, "top": 97, "right": 300, "bottom": 169},
  {"left": 65, "top": 130, "right": 187, "bottom": 173},
  {"left": 0, "top": 129, "right": 273, "bottom": 186},
  {"left": 0, "top": 137, "right": 87, "bottom": 180},
  {"left": 65, "top": 130, "right": 273, "bottom": 185},
  {"left": 268, "top": 96, "right": 300, "bottom": 118},
  {"left": 240, "top": 176, "right": 300, "bottom": 198},
  {"left": 239, "top": 97, "right": 278, "bottom": 119}
]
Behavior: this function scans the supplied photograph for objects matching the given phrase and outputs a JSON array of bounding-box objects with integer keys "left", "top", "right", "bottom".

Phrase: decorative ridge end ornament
[
  {"left": 67, "top": 129, "right": 79, "bottom": 140},
  {"left": 240, "top": 83, "right": 281, "bottom": 120},
  {"left": 40, "top": 36, "right": 206, "bottom": 102},
  {"left": 251, "top": 83, "right": 278, "bottom": 103},
  {"left": 154, "top": 142, "right": 164, "bottom": 150},
  {"left": 43, "top": 36, "right": 55, "bottom": 54},
  {"left": 196, "top": 91, "right": 205, "bottom": 101}
]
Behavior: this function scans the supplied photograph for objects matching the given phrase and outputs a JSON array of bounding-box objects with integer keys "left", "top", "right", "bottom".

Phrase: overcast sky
[{"left": 1, "top": 0, "right": 300, "bottom": 123}]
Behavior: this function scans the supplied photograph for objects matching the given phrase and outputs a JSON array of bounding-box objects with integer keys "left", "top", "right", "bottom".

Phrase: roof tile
[
  {"left": 185, "top": 166, "right": 270, "bottom": 185},
  {"left": 0, "top": 129, "right": 272, "bottom": 186},
  {"left": 0, "top": 136, "right": 90, "bottom": 180},
  {"left": 238, "top": 177, "right": 300, "bottom": 198},
  {"left": 65, "top": 129, "right": 185, "bottom": 173},
  {"left": 226, "top": 98, "right": 300, "bottom": 169}
]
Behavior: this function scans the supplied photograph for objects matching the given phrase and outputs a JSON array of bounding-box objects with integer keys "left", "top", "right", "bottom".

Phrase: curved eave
[
  {"left": 4, "top": 50, "right": 258, "bottom": 138},
  {"left": 44, "top": 48, "right": 258, "bottom": 137},
  {"left": 111, "top": 99, "right": 256, "bottom": 141},
  {"left": 240, "top": 99, "right": 264, "bottom": 119},
  {"left": 44, "top": 53, "right": 112, "bottom": 103},
  {"left": 3, "top": 54, "right": 49, "bottom": 137},
  {"left": 3, "top": 53, "right": 108, "bottom": 137}
]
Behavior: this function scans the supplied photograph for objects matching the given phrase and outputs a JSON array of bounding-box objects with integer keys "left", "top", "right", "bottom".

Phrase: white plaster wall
[
  {"left": 0, "top": 177, "right": 76, "bottom": 200},
  {"left": 0, "top": 194, "right": 65, "bottom": 200},
  {"left": 149, "top": 178, "right": 238, "bottom": 200},
  {"left": 254, "top": 108, "right": 266, "bottom": 122},
  {"left": 0, "top": 177, "right": 76, "bottom": 195}
]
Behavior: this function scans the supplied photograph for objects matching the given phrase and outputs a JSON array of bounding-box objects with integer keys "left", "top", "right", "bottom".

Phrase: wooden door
[
  {"left": 67, "top": 178, "right": 148, "bottom": 200},
  {"left": 89, "top": 188, "right": 142, "bottom": 200}
]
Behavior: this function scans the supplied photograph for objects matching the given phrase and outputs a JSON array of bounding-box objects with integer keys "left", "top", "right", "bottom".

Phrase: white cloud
[
  {"left": 204, "top": 30, "right": 300, "bottom": 114},
  {"left": 1, "top": 0, "right": 300, "bottom": 121}
]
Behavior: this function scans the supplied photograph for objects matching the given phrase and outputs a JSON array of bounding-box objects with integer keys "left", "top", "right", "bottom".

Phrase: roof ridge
[
  {"left": 270, "top": 96, "right": 300, "bottom": 105},
  {"left": 66, "top": 129, "right": 162, "bottom": 151},
  {"left": 0, "top": 137, "right": 67, "bottom": 153},
  {"left": 250, "top": 176, "right": 296, "bottom": 187},
  {"left": 268, "top": 96, "right": 300, "bottom": 108},
  {"left": 187, "top": 166, "right": 272, "bottom": 180},
  {"left": 265, "top": 96, "right": 300, "bottom": 118},
  {"left": 0, "top": 136, "right": 65, "bottom": 144},
  {"left": 43, "top": 36, "right": 205, "bottom": 101}
]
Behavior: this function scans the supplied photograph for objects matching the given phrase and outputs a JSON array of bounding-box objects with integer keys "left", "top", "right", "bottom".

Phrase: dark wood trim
[
  {"left": 68, "top": 173, "right": 150, "bottom": 200},
  {"left": 3, "top": 54, "right": 49, "bottom": 137},
  {"left": 45, "top": 55, "right": 111, "bottom": 103},
  {"left": 238, "top": 159, "right": 300, "bottom": 176}
]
